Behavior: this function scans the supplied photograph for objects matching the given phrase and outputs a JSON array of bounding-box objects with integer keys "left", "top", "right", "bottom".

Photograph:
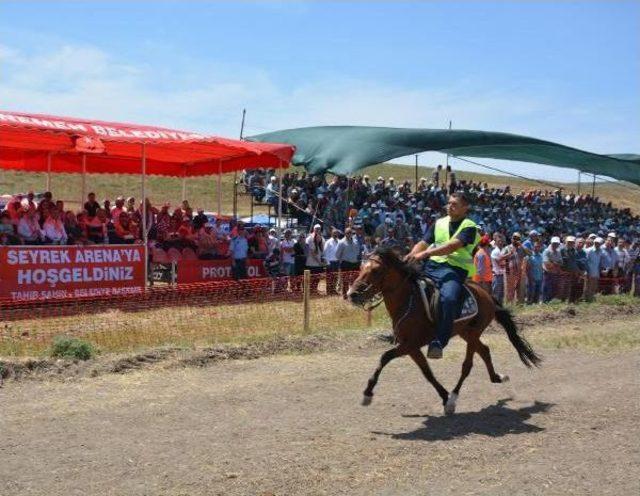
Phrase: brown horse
[{"left": 347, "top": 246, "right": 541, "bottom": 415}]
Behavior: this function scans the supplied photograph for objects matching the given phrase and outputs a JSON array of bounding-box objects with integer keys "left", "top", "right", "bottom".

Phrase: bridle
[{"left": 354, "top": 255, "right": 414, "bottom": 311}]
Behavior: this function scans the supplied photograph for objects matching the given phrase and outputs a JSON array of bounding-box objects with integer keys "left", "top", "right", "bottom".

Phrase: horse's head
[{"left": 347, "top": 247, "right": 418, "bottom": 308}]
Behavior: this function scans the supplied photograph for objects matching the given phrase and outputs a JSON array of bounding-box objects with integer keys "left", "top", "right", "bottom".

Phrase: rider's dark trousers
[{"left": 423, "top": 260, "right": 467, "bottom": 348}]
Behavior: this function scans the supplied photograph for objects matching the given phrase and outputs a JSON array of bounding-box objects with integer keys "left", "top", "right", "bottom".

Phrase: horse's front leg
[
  {"left": 408, "top": 348, "right": 450, "bottom": 407},
  {"left": 362, "top": 345, "right": 407, "bottom": 405}
]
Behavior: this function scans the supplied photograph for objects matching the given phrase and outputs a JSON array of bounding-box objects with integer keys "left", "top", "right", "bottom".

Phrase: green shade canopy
[{"left": 248, "top": 126, "right": 640, "bottom": 185}]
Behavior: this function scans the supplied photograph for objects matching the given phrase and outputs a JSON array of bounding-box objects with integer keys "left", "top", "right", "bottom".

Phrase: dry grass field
[{"left": 1, "top": 293, "right": 637, "bottom": 359}]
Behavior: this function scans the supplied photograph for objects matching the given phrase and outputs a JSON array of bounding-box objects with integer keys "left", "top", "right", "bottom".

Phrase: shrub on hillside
[{"left": 50, "top": 336, "right": 96, "bottom": 361}]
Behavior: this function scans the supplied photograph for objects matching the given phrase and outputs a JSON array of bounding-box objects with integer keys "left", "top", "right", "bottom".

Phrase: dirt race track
[{"left": 2, "top": 320, "right": 640, "bottom": 496}]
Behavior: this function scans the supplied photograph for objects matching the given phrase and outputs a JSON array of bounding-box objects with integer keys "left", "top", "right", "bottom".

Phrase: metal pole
[
  {"left": 46, "top": 153, "right": 52, "bottom": 191},
  {"left": 81, "top": 153, "right": 86, "bottom": 207},
  {"left": 277, "top": 160, "right": 283, "bottom": 234},
  {"left": 414, "top": 154, "right": 418, "bottom": 192},
  {"left": 141, "top": 143, "right": 148, "bottom": 287},
  {"left": 446, "top": 120, "right": 452, "bottom": 169},
  {"left": 181, "top": 176, "right": 187, "bottom": 202},
  {"left": 577, "top": 171, "right": 581, "bottom": 195},
  {"left": 592, "top": 174, "right": 596, "bottom": 197},
  {"left": 233, "top": 108, "right": 246, "bottom": 220},
  {"left": 217, "top": 160, "right": 222, "bottom": 215}
]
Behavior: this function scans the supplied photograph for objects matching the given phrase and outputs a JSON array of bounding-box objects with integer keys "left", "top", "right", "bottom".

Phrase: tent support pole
[
  {"left": 46, "top": 153, "right": 52, "bottom": 191},
  {"left": 234, "top": 108, "right": 246, "bottom": 220},
  {"left": 592, "top": 174, "right": 596, "bottom": 197},
  {"left": 217, "top": 160, "right": 222, "bottom": 215},
  {"left": 141, "top": 143, "right": 148, "bottom": 288},
  {"left": 277, "top": 160, "right": 283, "bottom": 233},
  {"left": 414, "top": 154, "right": 418, "bottom": 192},
  {"left": 81, "top": 154, "right": 86, "bottom": 207},
  {"left": 181, "top": 176, "right": 187, "bottom": 202},
  {"left": 577, "top": 171, "right": 581, "bottom": 195}
]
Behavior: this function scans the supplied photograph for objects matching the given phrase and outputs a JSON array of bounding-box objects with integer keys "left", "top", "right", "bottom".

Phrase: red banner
[
  {"left": 177, "top": 259, "right": 266, "bottom": 284},
  {"left": 0, "top": 245, "right": 145, "bottom": 301}
]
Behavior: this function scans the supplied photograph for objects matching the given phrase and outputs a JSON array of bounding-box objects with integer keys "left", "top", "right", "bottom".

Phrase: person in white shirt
[
  {"left": 490, "top": 234, "right": 507, "bottom": 304},
  {"left": 280, "top": 229, "right": 296, "bottom": 276},
  {"left": 17, "top": 207, "right": 44, "bottom": 244},
  {"left": 42, "top": 209, "right": 68, "bottom": 245},
  {"left": 324, "top": 228, "right": 341, "bottom": 295},
  {"left": 267, "top": 228, "right": 280, "bottom": 256}
]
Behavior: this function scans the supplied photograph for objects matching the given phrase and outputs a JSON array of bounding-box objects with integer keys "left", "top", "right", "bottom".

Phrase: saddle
[{"left": 417, "top": 277, "right": 479, "bottom": 324}]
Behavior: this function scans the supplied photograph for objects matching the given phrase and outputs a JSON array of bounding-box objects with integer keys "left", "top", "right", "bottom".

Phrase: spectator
[
  {"left": 113, "top": 212, "right": 137, "bottom": 244},
  {"left": 17, "top": 206, "right": 44, "bottom": 244},
  {"left": 63, "top": 210, "right": 85, "bottom": 245},
  {"left": 336, "top": 227, "right": 361, "bottom": 298},
  {"left": 196, "top": 225, "right": 218, "bottom": 260},
  {"left": 600, "top": 234, "right": 619, "bottom": 294},
  {"left": 249, "top": 226, "right": 269, "bottom": 259},
  {"left": 503, "top": 232, "right": 526, "bottom": 304},
  {"left": 585, "top": 237, "right": 606, "bottom": 302},
  {"left": 292, "top": 232, "right": 308, "bottom": 291},
  {"left": 84, "top": 192, "right": 100, "bottom": 219},
  {"left": 324, "top": 228, "right": 341, "bottom": 295},
  {"left": 542, "top": 236, "right": 563, "bottom": 302},
  {"left": 526, "top": 241, "right": 544, "bottom": 304},
  {"left": 0, "top": 211, "right": 20, "bottom": 245},
  {"left": 230, "top": 225, "right": 249, "bottom": 280},
  {"left": 280, "top": 229, "right": 296, "bottom": 276},
  {"left": 560, "top": 235, "right": 582, "bottom": 303},
  {"left": 267, "top": 228, "right": 280, "bottom": 256},
  {"left": 42, "top": 208, "right": 67, "bottom": 244},
  {"left": 472, "top": 234, "right": 492, "bottom": 294},
  {"left": 306, "top": 224, "right": 326, "bottom": 293},
  {"left": 111, "top": 197, "right": 126, "bottom": 220},
  {"left": 362, "top": 235, "right": 376, "bottom": 261},
  {"left": 491, "top": 234, "right": 507, "bottom": 305},
  {"left": 86, "top": 208, "right": 109, "bottom": 244},
  {"left": 614, "top": 238, "right": 631, "bottom": 293}
]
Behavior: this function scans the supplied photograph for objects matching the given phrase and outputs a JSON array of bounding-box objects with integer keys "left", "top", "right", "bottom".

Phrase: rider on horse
[{"left": 406, "top": 191, "right": 480, "bottom": 359}]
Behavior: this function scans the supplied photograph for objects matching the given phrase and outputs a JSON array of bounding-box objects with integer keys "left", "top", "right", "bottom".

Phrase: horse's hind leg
[
  {"left": 445, "top": 340, "right": 476, "bottom": 415},
  {"left": 362, "top": 345, "right": 407, "bottom": 405},
  {"left": 408, "top": 348, "right": 449, "bottom": 407},
  {"left": 476, "top": 338, "right": 509, "bottom": 383}
]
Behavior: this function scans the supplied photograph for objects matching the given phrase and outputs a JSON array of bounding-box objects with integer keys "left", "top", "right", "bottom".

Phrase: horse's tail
[{"left": 492, "top": 297, "right": 542, "bottom": 368}]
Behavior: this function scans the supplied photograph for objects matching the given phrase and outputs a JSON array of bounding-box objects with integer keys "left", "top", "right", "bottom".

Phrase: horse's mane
[{"left": 371, "top": 246, "right": 421, "bottom": 282}]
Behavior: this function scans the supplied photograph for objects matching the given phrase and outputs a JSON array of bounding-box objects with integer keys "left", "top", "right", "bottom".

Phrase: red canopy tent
[
  {"left": 0, "top": 110, "right": 295, "bottom": 282},
  {"left": 0, "top": 110, "right": 294, "bottom": 176}
]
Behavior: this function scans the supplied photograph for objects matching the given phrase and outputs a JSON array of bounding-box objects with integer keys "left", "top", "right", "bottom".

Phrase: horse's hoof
[
  {"left": 498, "top": 374, "right": 510, "bottom": 383},
  {"left": 444, "top": 392, "right": 458, "bottom": 415},
  {"left": 361, "top": 394, "right": 373, "bottom": 406}
]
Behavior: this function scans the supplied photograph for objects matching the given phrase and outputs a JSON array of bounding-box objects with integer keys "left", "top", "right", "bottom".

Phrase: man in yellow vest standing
[{"left": 406, "top": 192, "right": 481, "bottom": 359}]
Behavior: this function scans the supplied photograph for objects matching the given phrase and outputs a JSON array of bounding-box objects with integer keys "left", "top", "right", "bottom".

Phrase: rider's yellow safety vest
[{"left": 430, "top": 216, "right": 480, "bottom": 276}]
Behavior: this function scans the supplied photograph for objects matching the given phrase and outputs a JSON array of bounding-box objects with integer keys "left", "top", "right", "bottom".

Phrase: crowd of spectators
[
  {"left": 243, "top": 165, "right": 640, "bottom": 300},
  {"left": 2, "top": 164, "right": 638, "bottom": 301}
]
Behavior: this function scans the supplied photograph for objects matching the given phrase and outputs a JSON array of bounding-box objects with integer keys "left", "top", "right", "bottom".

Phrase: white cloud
[{"left": 0, "top": 40, "right": 637, "bottom": 183}]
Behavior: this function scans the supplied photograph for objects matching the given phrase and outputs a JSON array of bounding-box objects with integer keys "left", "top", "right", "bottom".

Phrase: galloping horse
[{"left": 347, "top": 246, "right": 541, "bottom": 415}]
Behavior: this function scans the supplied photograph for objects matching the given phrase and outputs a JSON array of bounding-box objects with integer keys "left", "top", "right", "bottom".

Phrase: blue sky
[{"left": 1, "top": 1, "right": 639, "bottom": 182}]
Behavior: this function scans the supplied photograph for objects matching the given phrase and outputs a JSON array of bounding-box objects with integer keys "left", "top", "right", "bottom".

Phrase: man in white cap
[
  {"left": 542, "top": 236, "right": 563, "bottom": 302},
  {"left": 584, "top": 237, "right": 606, "bottom": 301},
  {"left": 264, "top": 176, "right": 279, "bottom": 211},
  {"left": 305, "top": 224, "right": 325, "bottom": 293}
]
